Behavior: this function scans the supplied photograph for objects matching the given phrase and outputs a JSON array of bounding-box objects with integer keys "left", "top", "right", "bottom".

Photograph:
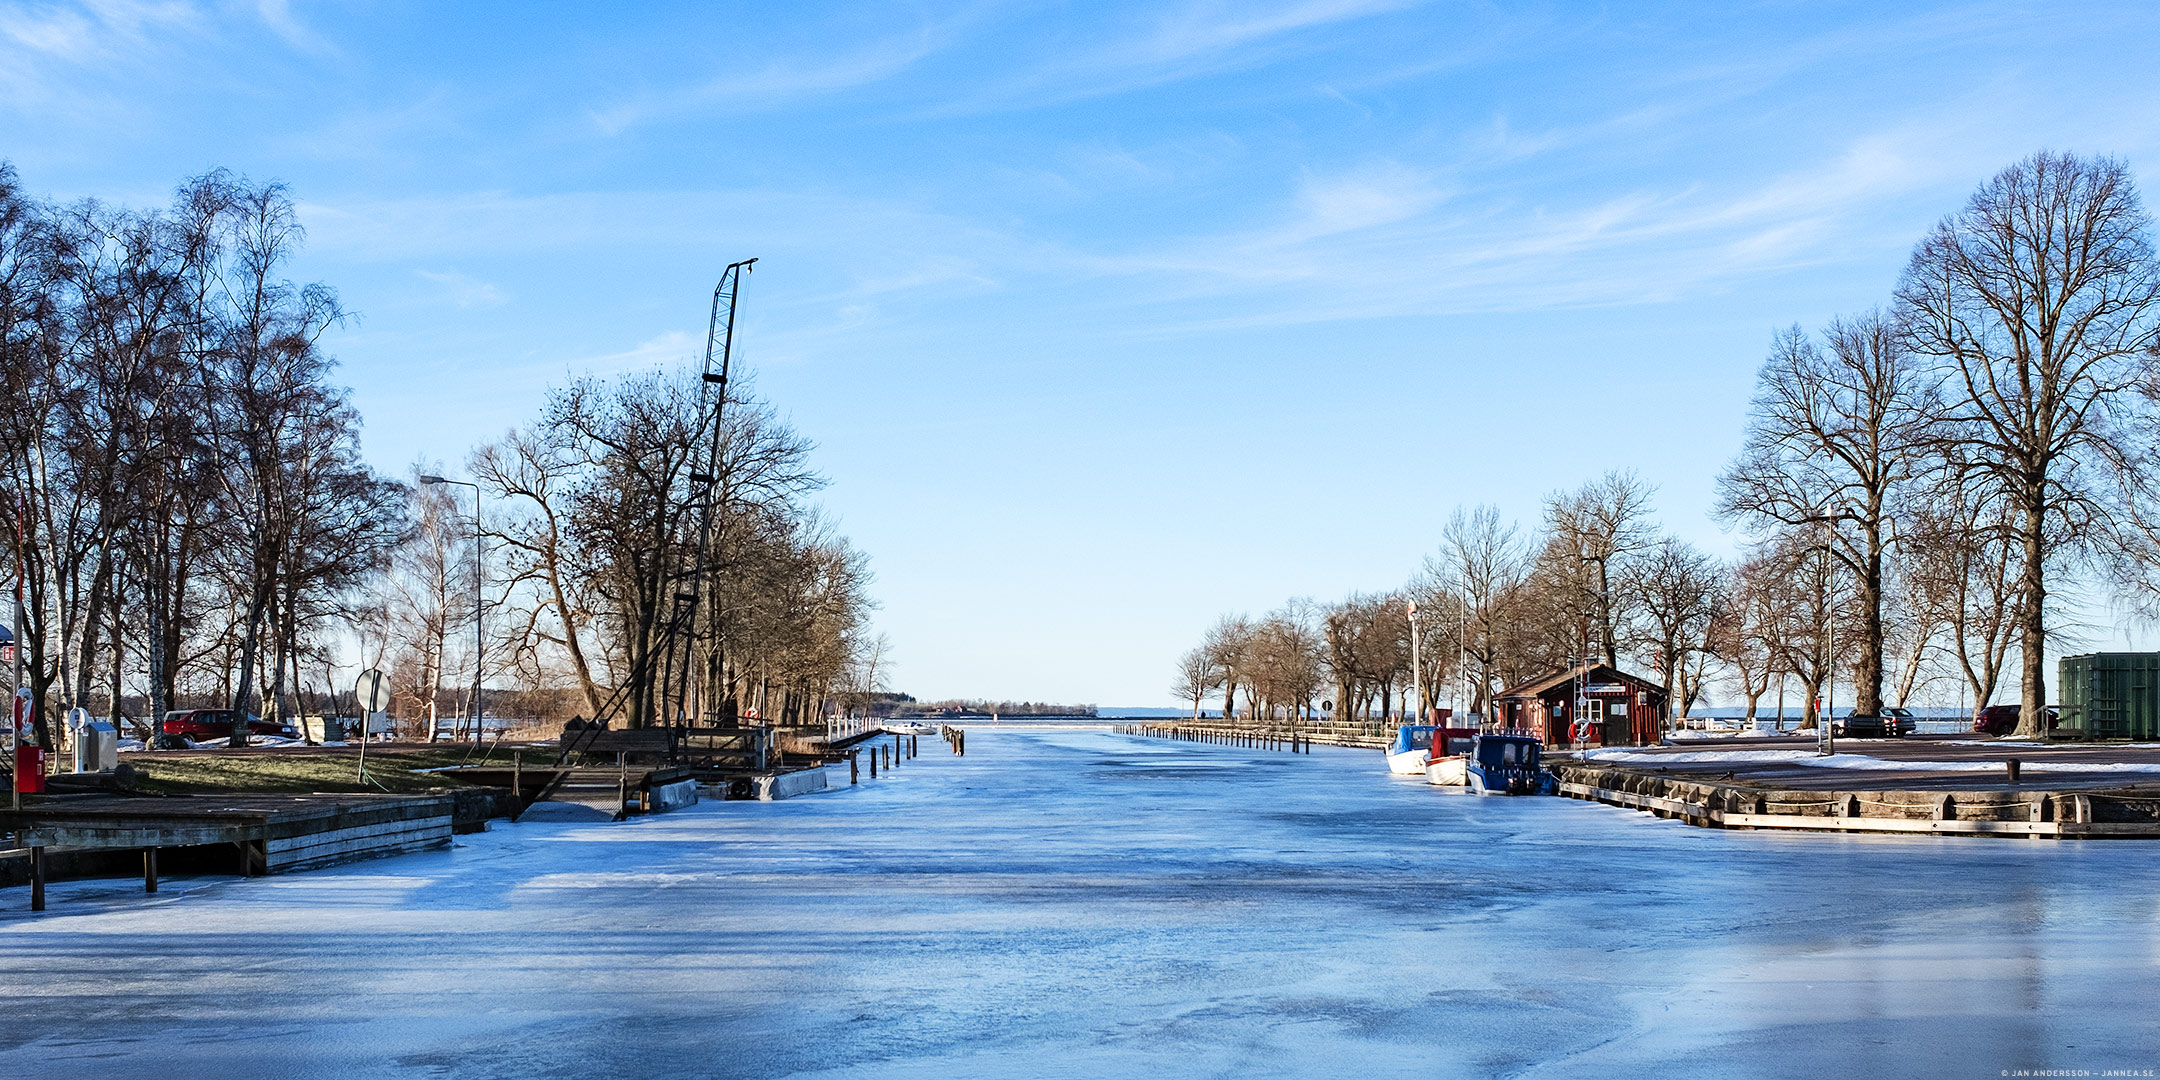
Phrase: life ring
[{"left": 1570, "top": 719, "right": 1594, "bottom": 742}]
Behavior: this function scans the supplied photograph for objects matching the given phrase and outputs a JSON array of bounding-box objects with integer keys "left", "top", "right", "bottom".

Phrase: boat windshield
[
  {"left": 1393, "top": 726, "right": 1436, "bottom": 753},
  {"left": 1477, "top": 737, "right": 1539, "bottom": 768}
]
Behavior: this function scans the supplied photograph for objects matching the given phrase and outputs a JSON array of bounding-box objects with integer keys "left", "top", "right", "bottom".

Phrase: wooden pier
[
  {"left": 1115, "top": 724, "right": 1315, "bottom": 752},
  {"left": 1, "top": 792, "right": 455, "bottom": 909}
]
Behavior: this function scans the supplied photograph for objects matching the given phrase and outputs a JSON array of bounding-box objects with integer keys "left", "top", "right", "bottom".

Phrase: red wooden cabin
[{"left": 1492, "top": 663, "right": 1667, "bottom": 747}]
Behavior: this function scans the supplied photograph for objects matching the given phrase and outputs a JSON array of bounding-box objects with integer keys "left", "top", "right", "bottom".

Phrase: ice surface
[{"left": 3, "top": 730, "right": 2158, "bottom": 1079}]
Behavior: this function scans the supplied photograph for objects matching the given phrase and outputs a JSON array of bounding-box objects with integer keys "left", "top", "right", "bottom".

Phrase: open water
[{"left": 2, "top": 729, "right": 2157, "bottom": 1078}]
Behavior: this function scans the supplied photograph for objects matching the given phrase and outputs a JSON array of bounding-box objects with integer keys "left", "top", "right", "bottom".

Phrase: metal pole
[
  {"left": 473, "top": 487, "right": 483, "bottom": 746},
  {"left": 1405, "top": 601, "right": 1421, "bottom": 725},
  {"left": 12, "top": 496, "right": 22, "bottom": 811}
]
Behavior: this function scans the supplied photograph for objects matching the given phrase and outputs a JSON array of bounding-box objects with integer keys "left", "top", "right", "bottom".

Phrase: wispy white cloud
[
  {"left": 251, "top": 0, "right": 333, "bottom": 55},
  {"left": 572, "top": 330, "right": 700, "bottom": 375},
  {"left": 1078, "top": 129, "right": 1989, "bottom": 332},
  {"left": 0, "top": 0, "right": 198, "bottom": 61},
  {"left": 0, "top": 0, "right": 201, "bottom": 108},
  {"left": 583, "top": 13, "right": 967, "bottom": 134},
  {"left": 414, "top": 269, "right": 507, "bottom": 309},
  {"left": 935, "top": 0, "right": 1427, "bottom": 113}
]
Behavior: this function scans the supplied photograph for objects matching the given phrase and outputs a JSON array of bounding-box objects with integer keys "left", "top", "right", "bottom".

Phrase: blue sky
[{"left": 5, "top": 1, "right": 2159, "bottom": 705}]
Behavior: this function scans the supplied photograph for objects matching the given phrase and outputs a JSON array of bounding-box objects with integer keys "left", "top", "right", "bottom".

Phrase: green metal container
[{"left": 2059, "top": 653, "right": 2160, "bottom": 741}]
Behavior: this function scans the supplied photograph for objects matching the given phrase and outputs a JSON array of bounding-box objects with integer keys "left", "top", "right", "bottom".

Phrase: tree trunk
[
  {"left": 1855, "top": 518, "right": 1886, "bottom": 717},
  {"left": 227, "top": 541, "right": 276, "bottom": 747},
  {"left": 2016, "top": 491, "right": 2048, "bottom": 738}
]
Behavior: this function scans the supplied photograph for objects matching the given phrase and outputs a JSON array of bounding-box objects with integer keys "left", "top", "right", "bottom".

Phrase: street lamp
[
  {"left": 1801, "top": 502, "right": 1853, "bottom": 751},
  {"left": 420, "top": 475, "right": 484, "bottom": 745},
  {"left": 1406, "top": 600, "right": 1422, "bottom": 725}
]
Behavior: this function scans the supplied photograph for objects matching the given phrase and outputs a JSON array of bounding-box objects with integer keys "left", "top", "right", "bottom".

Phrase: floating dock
[{"left": 1550, "top": 736, "right": 2160, "bottom": 837}]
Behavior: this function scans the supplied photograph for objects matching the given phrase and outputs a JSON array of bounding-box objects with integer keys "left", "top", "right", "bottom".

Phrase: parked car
[
  {"left": 160, "top": 709, "right": 299, "bottom": 744},
  {"left": 1834, "top": 707, "right": 1918, "bottom": 738},
  {"left": 1973, "top": 704, "right": 2060, "bottom": 737}
]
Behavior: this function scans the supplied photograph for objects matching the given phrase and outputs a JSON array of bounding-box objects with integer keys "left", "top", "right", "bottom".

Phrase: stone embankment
[{"left": 1550, "top": 752, "right": 2160, "bottom": 838}]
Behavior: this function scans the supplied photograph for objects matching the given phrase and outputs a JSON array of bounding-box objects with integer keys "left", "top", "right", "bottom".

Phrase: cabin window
[
  {"left": 1611, "top": 701, "right": 1628, "bottom": 717},
  {"left": 1584, "top": 699, "right": 1605, "bottom": 722}
]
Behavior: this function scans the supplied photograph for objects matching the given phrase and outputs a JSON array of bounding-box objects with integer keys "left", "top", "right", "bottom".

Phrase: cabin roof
[{"left": 1494, "top": 662, "right": 1665, "bottom": 702}]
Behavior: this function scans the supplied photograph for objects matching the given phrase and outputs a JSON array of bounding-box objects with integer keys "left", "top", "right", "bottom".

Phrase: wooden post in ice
[
  {"left": 143, "top": 848, "right": 157, "bottom": 893},
  {"left": 850, "top": 751, "right": 859, "bottom": 785},
  {"left": 29, "top": 846, "right": 43, "bottom": 911}
]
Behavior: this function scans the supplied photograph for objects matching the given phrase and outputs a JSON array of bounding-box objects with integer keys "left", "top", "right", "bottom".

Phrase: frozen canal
[{"left": 3, "top": 730, "right": 2157, "bottom": 1079}]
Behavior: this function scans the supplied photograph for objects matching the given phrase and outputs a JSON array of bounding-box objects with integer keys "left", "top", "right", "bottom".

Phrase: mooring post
[
  {"left": 850, "top": 751, "right": 859, "bottom": 785},
  {"left": 143, "top": 848, "right": 158, "bottom": 893},
  {"left": 958, "top": 729, "right": 965, "bottom": 755},
  {"left": 30, "top": 846, "right": 44, "bottom": 912},
  {"left": 870, "top": 747, "right": 878, "bottom": 778},
  {"left": 2006, "top": 758, "right": 2022, "bottom": 785}
]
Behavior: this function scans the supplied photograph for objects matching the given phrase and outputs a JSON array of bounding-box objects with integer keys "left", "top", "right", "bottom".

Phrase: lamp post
[
  {"left": 420, "top": 475, "right": 483, "bottom": 745},
  {"left": 1406, "top": 600, "right": 1421, "bottom": 725},
  {"left": 1800, "top": 503, "right": 1852, "bottom": 752}
]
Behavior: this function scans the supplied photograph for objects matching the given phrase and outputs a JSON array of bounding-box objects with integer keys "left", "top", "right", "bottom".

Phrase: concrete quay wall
[{"left": 1549, "top": 760, "right": 2160, "bottom": 838}]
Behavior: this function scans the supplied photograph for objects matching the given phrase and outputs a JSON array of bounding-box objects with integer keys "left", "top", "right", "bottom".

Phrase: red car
[
  {"left": 161, "top": 709, "right": 300, "bottom": 744},
  {"left": 1973, "top": 704, "right": 2059, "bottom": 736}
]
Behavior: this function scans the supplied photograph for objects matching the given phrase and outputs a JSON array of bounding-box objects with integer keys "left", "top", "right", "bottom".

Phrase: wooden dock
[
  {"left": 1, "top": 792, "right": 455, "bottom": 909},
  {"left": 1549, "top": 738, "right": 2160, "bottom": 837}
]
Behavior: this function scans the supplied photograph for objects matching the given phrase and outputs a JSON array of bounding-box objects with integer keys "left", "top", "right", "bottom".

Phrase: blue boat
[{"left": 1466, "top": 732, "right": 1547, "bottom": 796}]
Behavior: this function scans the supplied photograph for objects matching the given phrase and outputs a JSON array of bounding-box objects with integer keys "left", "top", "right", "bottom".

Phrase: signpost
[{"left": 355, "top": 668, "right": 392, "bottom": 782}]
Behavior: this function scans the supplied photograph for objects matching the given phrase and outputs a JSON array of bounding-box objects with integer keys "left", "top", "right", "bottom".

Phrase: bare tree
[
  {"left": 1898, "top": 151, "right": 2160, "bottom": 737},
  {"left": 1424, "top": 504, "right": 1526, "bottom": 715},
  {"left": 1902, "top": 485, "right": 2025, "bottom": 719},
  {"left": 1172, "top": 645, "right": 1220, "bottom": 721},
  {"left": 1718, "top": 311, "right": 1939, "bottom": 717},
  {"left": 1544, "top": 470, "right": 1655, "bottom": 667},
  {"left": 1203, "top": 615, "right": 1253, "bottom": 722},
  {"left": 473, "top": 427, "right": 606, "bottom": 716},
  {"left": 1623, "top": 536, "right": 1724, "bottom": 722}
]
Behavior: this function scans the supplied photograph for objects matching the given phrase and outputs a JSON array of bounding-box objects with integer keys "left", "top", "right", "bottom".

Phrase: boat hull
[
  {"left": 1424, "top": 755, "right": 1466, "bottom": 786},
  {"left": 1385, "top": 748, "right": 1429, "bottom": 775}
]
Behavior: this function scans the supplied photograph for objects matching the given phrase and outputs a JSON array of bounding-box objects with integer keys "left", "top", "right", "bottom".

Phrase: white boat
[
  {"left": 1421, "top": 727, "right": 1477, "bottom": 786},
  {"left": 1424, "top": 755, "right": 1467, "bottom": 786},
  {"left": 1385, "top": 725, "right": 1435, "bottom": 775}
]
